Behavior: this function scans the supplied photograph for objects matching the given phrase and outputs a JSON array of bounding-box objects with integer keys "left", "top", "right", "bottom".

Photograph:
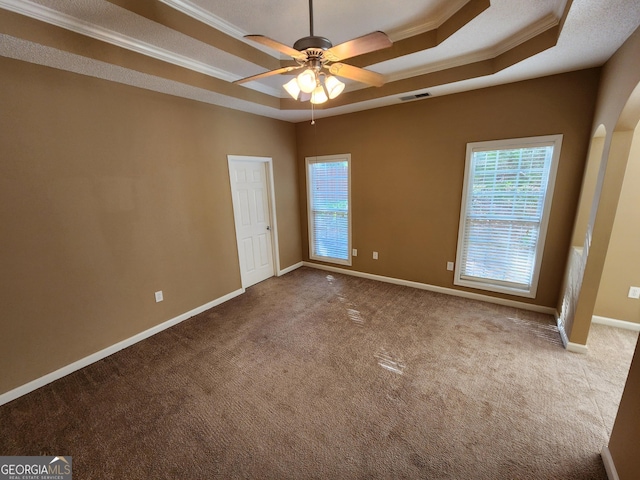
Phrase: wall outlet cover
[
  {"left": 447, "top": 261, "right": 454, "bottom": 271},
  {"left": 628, "top": 286, "right": 640, "bottom": 299},
  {"left": 155, "top": 291, "right": 164, "bottom": 302}
]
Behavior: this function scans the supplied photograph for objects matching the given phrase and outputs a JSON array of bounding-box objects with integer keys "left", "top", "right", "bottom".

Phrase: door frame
[{"left": 227, "top": 155, "right": 280, "bottom": 287}]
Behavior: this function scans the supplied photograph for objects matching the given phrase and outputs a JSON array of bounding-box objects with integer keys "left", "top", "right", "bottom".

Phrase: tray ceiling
[{"left": 1, "top": 0, "right": 639, "bottom": 122}]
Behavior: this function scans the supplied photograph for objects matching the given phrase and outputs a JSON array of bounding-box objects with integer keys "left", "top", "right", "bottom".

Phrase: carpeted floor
[{"left": 0, "top": 267, "right": 637, "bottom": 479}]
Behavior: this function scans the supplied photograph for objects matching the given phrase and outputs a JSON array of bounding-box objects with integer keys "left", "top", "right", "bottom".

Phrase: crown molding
[
  {"left": 386, "top": 13, "right": 559, "bottom": 84},
  {"left": 0, "top": 0, "right": 568, "bottom": 104},
  {"left": 159, "top": 0, "right": 246, "bottom": 39},
  {"left": 388, "top": 0, "right": 470, "bottom": 41},
  {"left": 385, "top": 51, "right": 490, "bottom": 84},
  {"left": 161, "top": 0, "right": 467, "bottom": 48},
  {"left": 492, "top": 13, "right": 559, "bottom": 57},
  {"left": 162, "top": 0, "right": 469, "bottom": 58},
  {"left": 159, "top": 0, "right": 283, "bottom": 59},
  {"left": 0, "top": 0, "right": 281, "bottom": 96}
]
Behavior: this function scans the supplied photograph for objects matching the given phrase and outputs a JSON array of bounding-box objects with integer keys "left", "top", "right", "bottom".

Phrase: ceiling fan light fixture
[
  {"left": 310, "top": 84, "right": 328, "bottom": 104},
  {"left": 297, "top": 69, "right": 317, "bottom": 93},
  {"left": 240, "top": 0, "right": 392, "bottom": 109},
  {"left": 324, "top": 75, "right": 345, "bottom": 99},
  {"left": 284, "top": 77, "right": 302, "bottom": 100}
]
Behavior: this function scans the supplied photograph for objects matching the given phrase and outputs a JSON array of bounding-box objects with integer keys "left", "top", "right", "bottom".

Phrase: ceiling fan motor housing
[{"left": 293, "top": 35, "right": 333, "bottom": 52}]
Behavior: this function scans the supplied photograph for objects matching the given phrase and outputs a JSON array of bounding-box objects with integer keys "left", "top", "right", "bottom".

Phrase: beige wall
[
  {"left": 1, "top": 19, "right": 638, "bottom": 477},
  {"left": 609, "top": 338, "right": 640, "bottom": 479},
  {"left": 564, "top": 27, "right": 640, "bottom": 344},
  {"left": 554, "top": 24, "right": 640, "bottom": 480},
  {"left": 296, "top": 69, "right": 600, "bottom": 309},
  {"left": 594, "top": 126, "right": 640, "bottom": 324},
  {"left": 0, "top": 57, "right": 301, "bottom": 395},
  {"left": 571, "top": 132, "right": 605, "bottom": 247}
]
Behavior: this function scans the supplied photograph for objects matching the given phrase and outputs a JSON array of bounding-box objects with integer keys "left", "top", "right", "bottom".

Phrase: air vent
[{"left": 400, "top": 92, "right": 431, "bottom": 101}]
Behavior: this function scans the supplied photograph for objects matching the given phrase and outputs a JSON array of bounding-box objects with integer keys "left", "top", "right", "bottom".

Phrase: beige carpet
[{"left": 0, "top": 267, "right": 637, "bottom": 479}]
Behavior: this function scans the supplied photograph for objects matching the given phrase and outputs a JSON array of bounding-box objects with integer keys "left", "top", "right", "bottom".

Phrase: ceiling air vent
[{"left": 400, "top": 92, "right": 431, "bottom": 101}]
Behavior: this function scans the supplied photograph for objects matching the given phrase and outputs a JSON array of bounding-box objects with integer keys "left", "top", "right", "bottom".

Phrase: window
[
  {"left": 455, "top": 135, "right": 562, "bottom": 298},
  {"left": 306, "top": 154, "right": 351, "bottom": 266}
]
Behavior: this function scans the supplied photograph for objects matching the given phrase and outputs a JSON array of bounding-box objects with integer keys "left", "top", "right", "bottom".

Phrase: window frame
[
  {"left": 306, "top": 154, "right": 352, "bottom": 266},
  {"left": 454, "top": 135, "right": 563, "bottom": 298}
]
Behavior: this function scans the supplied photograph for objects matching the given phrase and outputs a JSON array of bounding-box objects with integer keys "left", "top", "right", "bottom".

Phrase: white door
[{"left": 229, "top": 159, "right": 275, "bottom": 287}]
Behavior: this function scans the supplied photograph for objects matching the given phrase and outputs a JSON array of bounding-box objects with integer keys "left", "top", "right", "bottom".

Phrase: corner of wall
[{"left": 601, "top": 446, "right": 621, "bottom": 480}]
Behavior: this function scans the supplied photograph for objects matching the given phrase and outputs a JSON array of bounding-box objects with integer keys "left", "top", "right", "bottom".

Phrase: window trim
[
  {"left": 454, "top": 134, "right": 563, "bottom": 298},
  {"left": 306, "top": 154, "right": 352, "bottom": 266}
]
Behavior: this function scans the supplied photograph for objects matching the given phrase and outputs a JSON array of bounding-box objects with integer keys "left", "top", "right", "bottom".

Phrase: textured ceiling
[{"left": 1, "top": 0, "right": 639, "bottom": 123}]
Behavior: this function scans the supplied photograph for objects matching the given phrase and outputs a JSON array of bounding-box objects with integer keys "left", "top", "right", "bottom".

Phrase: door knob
[{"left": 266, "top": 226, "right": 271, "bottom": 231}]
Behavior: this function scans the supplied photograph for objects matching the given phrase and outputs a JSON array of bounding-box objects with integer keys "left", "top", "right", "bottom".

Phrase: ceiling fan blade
[
  {"left": 325, "top": 31, "right": 392, "bottom": 62},
  {"left": 244, "top": 35, "right": 304, "bottom": 59},
  {"left": 234, "top": 66, "right": 302, "bottom": 85},
  {"left": 329, "top": 63, "right": 385, "bottom": 87}
]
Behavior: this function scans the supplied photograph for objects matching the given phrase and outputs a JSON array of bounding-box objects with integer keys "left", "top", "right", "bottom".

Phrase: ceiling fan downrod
[{"left": 293, "top": 0, "right": 333, "bottom": 51}]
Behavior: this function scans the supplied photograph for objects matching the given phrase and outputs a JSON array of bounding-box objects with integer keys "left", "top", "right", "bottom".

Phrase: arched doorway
[{"left": 559, "top": 81, "right": 640, "bottom": 349}]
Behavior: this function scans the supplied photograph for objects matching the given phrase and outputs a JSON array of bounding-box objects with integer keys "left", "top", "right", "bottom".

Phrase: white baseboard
[
  {"left": 593, "top": 315, "right": 640, "bottom": 331},
  {"left": 0, "top": 288, "right": 245, "bottom": 407},
  {"left": 278, "top": 261, "right": 303, "bottom": 276},
  {"left": 561, "top": 314, "right": 640, "bottom": 355},
  {"left": 556, "top": 312, "right": 589, "bottom": 353},
  {"left": 566, "top": 342, "right": 589, "bottom": 354},
  {"left": 554, "top": 311, "right": 588, "bottom": 353},
  {"left": 601, "top": 446, "right": 620, "bottom": 480},
  {"left": 302, "top": 262, "right": 556, "bottom": 315}
]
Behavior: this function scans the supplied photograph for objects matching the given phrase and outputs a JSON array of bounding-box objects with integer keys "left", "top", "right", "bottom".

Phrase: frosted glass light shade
[
  {"left": 283, "top": 77, "right": 301, "bottom": 99},
  {"left": 297, "top": 69, "right": 317, "bottom": 93},
  {"left": 310, "top": 85, "right": 328, "bottom": 104},
  {"left": 324, "top": 75, "right": 345, "bottom": 99}
]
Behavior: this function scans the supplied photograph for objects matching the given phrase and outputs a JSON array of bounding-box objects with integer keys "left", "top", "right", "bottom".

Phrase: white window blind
[
  {"left": 306, "top": 154, "right": 351, "bottom": 265},
  {"left": 455, "top": 135, "right": 562, "bottom": 297}
]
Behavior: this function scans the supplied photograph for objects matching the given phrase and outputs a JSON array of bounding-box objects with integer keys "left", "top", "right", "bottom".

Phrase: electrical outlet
[
  {"left": 373, "top": 251, "right": 378, "bottom": 260},
  {"left": 352, "top": 248, "right": 358, "bottom": 257},
  {"left": 447, "top": 261, "right": 454, "bottom": 271},
  {"left": 155, "top": 291, "right": 164, "bottom": 302},
  {"left": 628, "top": 286, "right": 640, "bottom": 299}
]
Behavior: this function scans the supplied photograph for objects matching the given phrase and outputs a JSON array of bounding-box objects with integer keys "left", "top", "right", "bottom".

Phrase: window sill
[
  {"left": 454, "top": 278, "right": 536, "bottom": 299},
  {"left": 309, "top": 255, "right": 352, "bottom": 267}
]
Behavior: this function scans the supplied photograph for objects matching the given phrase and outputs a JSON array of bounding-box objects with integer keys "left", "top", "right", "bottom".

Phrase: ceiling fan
[{"left": 233, "top": 0, "right": 393, "bottom": 104}]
